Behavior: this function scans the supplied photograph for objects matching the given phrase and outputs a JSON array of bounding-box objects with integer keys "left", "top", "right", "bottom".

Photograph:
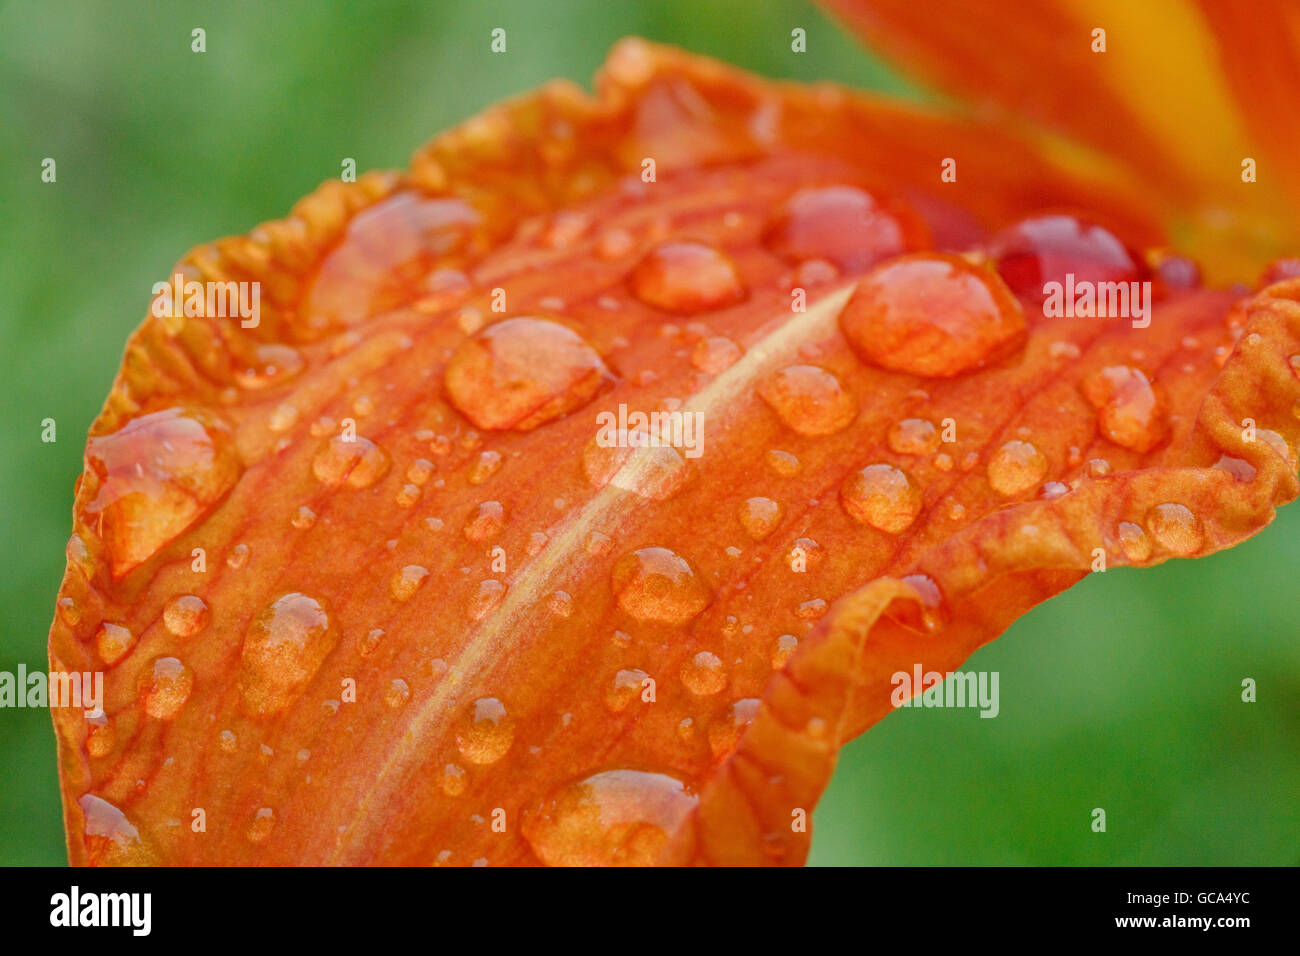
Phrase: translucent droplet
[
  {"left": 234, "top": 343, "right": 304, "bottom": 390},
  {"left": 238, "top": 593, "right": 337, "bottom": 719},
  {"left": 987, "top": 214, "right": 1141, "bottom": 300},
  {"left": 390, "top": 565, "right": 429, "bottom": 602},
  {"left": 1146, "top": 503, "right": 1204, "bottom": 555},
  {"left": 247, "top": 808, "right": 275, "bottom": 843},
  {"left": 765, "top": 449, "right": 801, "bottom": 477},
  {"left": 468, "top": 450, "right": 503, "bottom": 484},
  {"left": 758, "top": 364, "right": 858, "bottom": 436},
  {"left": 839, "top": 253, "right": 1025, "bottom": 377},
  {"left": 78, "top": 794, "right": 154, "bottom": 865},
  {"left": 1081, "top": 365, "right": 1169, "bottom": 452},
  {"left": 887, "top": 418, "right": 940, "bottom": 455},
  {"left": 691, "top": 336, "right": 743, "bottom": 374},
  {"left": 441, "top": 763, "right": 468, "bottom": 797},
  {"left": 384, "top": 678, "right": 411, "bottom": 709},
  {"left": 680, "top": 651, "right": 726, "bottom": 696},
  {"left": 765, "top": 185, "right": 927, "bottom": 272},
  {"left": 138, "top": 656, "right": 193, "bottom": 719},
  {"left": 987, "top": 440, "right": 1048, "bottom": 496},
  {"left": 464, "top": 500, "right": 505, "bottom": 541},
  {"left": 456, "top": 697, "right": 515, "bottom": 765},
  {"left": 84, "top": 408, "right": 242, "bottom": 577},
  {"left": 708, "top": 698, "right": 761, "bottom": 757},
  {"left": 611, "top": 547, "right": 710, "bottom": 623},
  {"left": 292, "top": 505, "right": 318, "bottom": 528},
  {"left": 163, "top": 594, "right": 210, "bottom": 638},
  {"left": 86, "top": 714, "right": 115, "bottom": 758},
  {"left": 217, "top": 729, "right": 238, "bottom": 754},
  {"left": 581, "top": 431, "right": 693, "bottom": 501},
  {"left": 444, "top": 317, "right": 614, "bottom": 431},
  {"left": 95, "top": 623, "right": 136, "bottom": 666},
  {"left": 1116, "top": 521, "right": 1152, "bottom": 562},
  {"left": 738, "top": 496, "right": 783, "bottom": 541},
  {"left": 522, "top": 769, "right": 698, "bottom": 866},
  {"left": 606, "top": 668, "right": 651, "bottom": 712},
  {"left": 467, "top": 579, "right": 506, "bottom": 621},
  {"left": 628, "top": 241, "right": 745, "bottom": 314},
  {"left": 840, "top": 463, "right": 922, "bottom": 533},
  {"left": 771, "top": 634, "right": 798, "bottom": 669},
  {"left": 312, "top": 434, "right": 391, "bottom": 489}
]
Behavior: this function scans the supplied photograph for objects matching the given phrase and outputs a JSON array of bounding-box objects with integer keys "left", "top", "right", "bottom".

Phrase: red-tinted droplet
[
  {"left": 987, "top": 214, "right": 1142, "bottom": 300},
  {"left": 839, "top": 253, "right": 1025, "bottom": 377},
  {"left": 766, "top": 185, "right": 929, "bottom": 272}
]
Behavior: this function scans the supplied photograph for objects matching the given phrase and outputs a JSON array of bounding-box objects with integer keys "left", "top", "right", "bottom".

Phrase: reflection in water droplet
[
  {"left": 987, "top": 440, "right": 1048, "bottom": 496},
  {"left": 238, "top": 593, "right": 338, "bottom": 719},
  {"left": 456, "top": 697, "right": 515, "bottom": 765},
  {"left": 758, "top": 365, "right": 858, "bottom": 436},
  {"left": 1116, "top": 521, "right": 1152, "bottom": 562},
  {"left": 840, "top": 464, "right": 922, "bottom": 533},
  {"left": 445, "top": 317, "right": 614, "bottom": 431},
  {"left": 839, "top": 253, "right": 1025, "bottom": 377},
  {"left": 138, "top": 656, "right": 193, "bottom": 719},
  {"left": 464, "top": 500, "right": 505, "bottom": 541},
  {"left": 612, "top": 547, "right": 710, "bottom": 623},
  {"left": 84, "top": 407, "right": 242, "bottom": 577},
  {"left": 522, "top": 769, "right": 698, "bottom": 866},
  {"left": 628, "top": 241, "right": 746, "bottom": 314}
]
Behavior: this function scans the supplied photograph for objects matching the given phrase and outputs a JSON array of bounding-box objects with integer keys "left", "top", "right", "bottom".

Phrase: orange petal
[
  {"left": 818, "top": 0, "right": 1300, "bottom": 280},
  {"left": 49, "top": 40, "right": 1299, "bottom": 866}
]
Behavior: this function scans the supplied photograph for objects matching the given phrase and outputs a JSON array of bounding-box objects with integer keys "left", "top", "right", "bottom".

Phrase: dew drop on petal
[
  {"left": 86, "top": 714, "right": 116, "bottom": 758},
  {"left": 1145, "top": 503, "right": 1204, "bottom": 555},
  {"left": 384, "top": 678, "right": 411, "bottom": 709},
  {"left": 441, "top": 763, "right": 468, "bottom": 797},
  {"left": 840, "top": 463, "right": 922, "bottom": 533},
  {"left": 887, "top": 417, "right": 941, "bottom": 455},
  {"left": 581, "top": 431, "right": 693, "bottom": 501},
  {"left": 78, "top": 794, "right": 154, "bottom": 865},
  {"left": 708, "top": 698, "right": 761, "bottom": 757},
  {"left": 1081, "top": 365, "right": 1170, "bottom": 452},
  {"left": 765, "top": 185, "right": 927, "bottom": 272},
  {"left": 691, "top": 336, "right": 743, "bottom": 374},
  {"left": 138, "top": 656, "right": 194, "bottom": 719},
  {"left": 522, "top": 769, "right": 698, "bottom": 867},
  {"left": 758, "top": 364, "right": 857, "bottom": 436},
  {"left": 611, "top": 547, "right": 711, "bottom": 623},
  {"left": 95, "top": 623, "right": 136, "bottom": 666},
  {"left": 84, "top": 407, "right": 243, "bottom": 577},
  {"left": 163, "top": 595, "right": 210, "bottom": 638},
  {"left": 738, "top": 496, "right": 783, "bottom": 541},
  {"left": 1116, "top": 521, "right": 1152, "bottom": 562},
  {"left": 606, "top": 668, "right": 651, "bottom": 712},
  {"left": 987, "top": 214, "right": 1141, "bottom": 300},
  {"left": 445, "top": 317, "right": 614, "bottom": 431},
  {"left": 987, "top": 440, "right": 1048, "bottom": 496},
  {"left": 765, "top": 449, "right": 801, "bottom": 477},
  {"left": 390, "top": 565, "right": 430, "bottom": 602},
  {"left": 238, "top": 593, "right": 337, "bottom": 719},
  {"left": 771, "top": 633, "right": 798, "bottom": 669},
  {"left": 468, "top": 450, "right": 503, "bottom": 485},
  {"left": 312, "top": 434, "right": 391, "bottom": 489},
  {"left": 464, "top": 500, "right": 505, "bottom": 541},
  {"left": 456, "top": 697, "right": 515, "bottom": 765},
  {"left": 246, "top": 808, "right": 276, "bottom": 843},
  {"left": 467, "top": 579, "right": 506, "bottom": 621},
  {"left": 839, "top": 253, "right": 1025, "bottom": 377},
  {"left": 680, "top": 650, "right": 726, "bottom": 696},
  {"left": 628, "top": 241, "right": 745, "bottom": 314}
]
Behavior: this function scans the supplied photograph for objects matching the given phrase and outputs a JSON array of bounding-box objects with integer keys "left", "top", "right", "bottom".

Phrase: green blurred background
[{"left": 1, "top": 0, "right": 1295, "bottom": 866}]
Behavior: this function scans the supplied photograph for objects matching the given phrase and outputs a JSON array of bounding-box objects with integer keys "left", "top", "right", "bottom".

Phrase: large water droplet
[
  {"left": 628, "top": 241, "right": 745, "bottom": 314},
  {"left": 606, "top": 668, "right": 651, "bottom": 712},
  {"left": 84, "top": 408, "right": 242, "bottom": 577},
  {"left": 765, "top": 185, "right": 928, "bottom": 272},
  {"left": 445, "top": 317, "right": 614, "bottom": 431},
  {"left": 840, "top": 463, "right": 922, "bottom": 533},
  {"left": 758, "top": 364, "right": 858, "bottom": 436},
  {"left": 238, "top": 593, "right": 338, "bottom": 718},
  {"left": 987, "top": 440, "right": 1048, "bottom": 496},
  {"left": 611, "top": 547, "right": 711, "bottom": 623},
  {"left": 522, "top": 769, "right": 698, "bottom": 866},
  {"left": 1081, "top": 365, "right": 1169, "bottom": 452},
  {"left": 1145, "top": 503, "right": 1204, "bottom": 554},
  {"left": 839, "top": 253, "right": 1025, "bottom": 377},
  {"left": 987, "top": 214, "right": 1141, "bottom": 300},
  {"left": 456, "top": 697, "right": 515, "bottom": 765}
]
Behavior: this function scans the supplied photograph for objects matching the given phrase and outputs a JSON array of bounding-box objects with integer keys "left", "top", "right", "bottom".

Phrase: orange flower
[{"left": 50, "top": 6, "right": 1300, "bottom": 866}]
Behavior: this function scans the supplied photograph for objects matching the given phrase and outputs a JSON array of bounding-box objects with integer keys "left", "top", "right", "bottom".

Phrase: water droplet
[
  {"left": 406, "top": 458, "right": 435, "bottom": 485},
  {"left": 247, "top": 808, "right": 275, "bottom": 843},
  {"left": 1116, "top": 521, "right": 1152, "bottom": 562},
  {"left": 227, "top": 543, "right": 250, "bottom": 569},
  {"left": 680, "top": 651, "right": 726, "bottom": 695},
  {"left": 390, "top": 565, "right": 429, "bottom": 602},
  {"left": 887, "top": 418, "right": 941, "bottom": 455},
  {"left": 441, "top": 763, "right": 468, "bottom": 796},
  {"left": 1081, "top": 365, "right": 1169, "bottom": 452},
  {"left": 268, "top": 402, "right": 300, "bottom": 432},
  {"left": 522, "top": 769, "right": 698, "bottom": 866},
  {"left": 468, "top": 450, "right": 503, "bottom": 484},
  {"left": 839, "top": 253, "right": 1025, "bottom": 377},
  {"left": 840, "top": 463, "right": 922, "bottom": 533},
  {"left": 86, "top": 714, "right": 115, "bottom": 758},
  {"left": 581, "top": 431, "right": 693, "bottom": 500},
  {"left": 138, "top": 656, "right": 193, "bottom": 719},
  {"left": 84, "top": 408, "right": 242, "bottom": 577},
  {"left": 384, "top": 678, "right": 411, "bottom": 708},
  {"left": 628, "top": 241, "right": 745, "bottom": 314},
  {"left": 467, "top": 578, "right": 506, "bottom": 620},
  {"left": 708, "top": 698, "right": 761, "bottom": 757},
  {"left": 546, "top": 590, "right": 574, "bottom": 617},
  {"left": 292, "top": 505, "right": 318, "bottom": 528},
  {"left": 312, "top": 434, "right": 391, "bottom": 489},
  {"left": 1145, "top": 503, "right": 1203, "bottom": 554},
  {"left": 766, "top": 185, "right": 927, "bottom": 272},
  {"left": 758, "top": 364, "right": 858, "bottom": 436},
  {"left": 464, "top": 500, "right": 505, "bottom": 541},
  {"left": 987, "top": 440, "right": 1048, "bottom": 496},
  {"left": 691, "top": 336, "right": 743, "bottom": 374},
  {"left": 238, "top": 593, "right": 338, "bottom": 719},
  {"left": 163, "top": 594, "right": 210, "bottom": 638},
  {"left": 987, "top": 214, "right": 1141, "bottom": 299},
  {"left": 56, "top": 597, "right": 81, "bottom": 627},
  {"left": 1213, "top": 455, "right": 1256, "bottom": 482},
  {"left": 611, "top": 547, "right": 711, "bottom": 623},
  {"left": 95, "top": 623, "right": 136, "bottom": 666},
  {"left": 445, "top": 317, "right": 614, "bottom": 430},
  {"left": 765, "top": 449, "right": 801, "bottom": 477},
  {"left": 234, "top": 344, "right": 304, "bottom": 390},
  {"left": 78, "top": 794, "right": 153, "bottom": 865},
  {"left": 218, "top": 729, "right": 238, "bottom": 754},
  {"left": 738, "top": 497, "right": 783, "bottom": 540},
  {"left": 456, "top": 697, "right": 515, "bottom": 764},
  {"left": 606, "top": 668, "right": 650, "bottom": 712},
  {"left": 771, "top": 634, "right": 798, "bottom": 669}
]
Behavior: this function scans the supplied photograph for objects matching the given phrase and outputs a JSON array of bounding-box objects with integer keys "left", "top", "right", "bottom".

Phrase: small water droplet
[
  {"left": 708, "top": 698, "right": 761, "bottom": 757},
  {"left": 771, "top": 634, "right": 798, "bottom": 669},
  {"left": 467, "top": 579, "right": 506, "bottom": 620},
  {"left": 680, "top": 651, "right": 726, "bottom": 696},
  {"left": 312, "top": 434, "right": 391, "bottom": 488},
  {"left": 765, "top": 449, "right": 801, "bottom": 477},
  {"left": 1116, "top": 521, "right": 1152, "bottom": 561},
  {"left": 95, "top": 623, "right": 136, "bottom": 666},
  {"left": 441, "top": 763, "right": 468, "bottom": 796},
  {"left": 238, "top": 593, "right": 337, "bottom": 719},
  {"left": 1081, "top": 365, "right": 1169, "bottom": 452},
  {"left": 86, "top": 714, "right": 116, "bottom": 758},
  {"left": 738, "top": 497, "right": 783, "bottom": 540},
  {"left": 78, "top": 794, "right": 153, "bottom": 865},
  {"left": 468, "top": 450, "right": 503, "bottom": 484},
  {"left": 628, "top": 241, "right": 745, "bottom": 314},
  {"left": 758, "top": 364, "right": 857, "bottom": 436},
  {"left": 217, "top": 729, "right": 238, "bottom": 753},
  {"left": 987, "top": 440, "right": 1048, "bottom": 496},
  {"left": 246, "top": 808, "right": 275, "bottom": 843},
  {"left": 611, "top": 547, "right": 710, "bottom": 623},
  {"left": 1145, "top": 503, "right": 1203, "bottom": 554},
  {"left": 456, "top": 697, "right": 515, "bottom": 764},
  {"left": 887, "top": 418, "right": 941, "bottom": 455},
  {"left": 390, "top": 565, "right": 430, "bottom": 602},
  {"left": 384, "top": 678, "right": 411, "bottom": 708},
  {"left": 464, "top": 500, "right": 505, "bottom": 541},
  {"left": 581, "top": 431, "right": 693, "bottom": 500},
  {"left": 138, "top": 656, "right": 193, "bottom": 719},
  {"left": 691, "top": 336, "right": 743, "bottom": 374},
  {"left": 163, "top": 595, "right": 210, "bottom": 638},
  {"left": 840, "top": 463, "right": 922, "bottom": 533},
  {"left": 606, "top": 668, "right": 651, "bottom": 712}
]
